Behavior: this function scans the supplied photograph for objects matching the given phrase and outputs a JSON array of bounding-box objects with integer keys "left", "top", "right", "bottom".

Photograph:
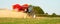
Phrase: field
[
  {"left": 0, "top": 10, "right": 60, "bottom": 24},
  {"left": 0, "top": 17, "right": 60, "bottom": 24},
  {"left": 0, "top": 10, "right": 28, "bottom": 18}
]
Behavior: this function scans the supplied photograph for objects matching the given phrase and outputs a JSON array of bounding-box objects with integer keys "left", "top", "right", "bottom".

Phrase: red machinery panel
[{"left": 12, "top": 4, "right": 29, "bottom": 12}]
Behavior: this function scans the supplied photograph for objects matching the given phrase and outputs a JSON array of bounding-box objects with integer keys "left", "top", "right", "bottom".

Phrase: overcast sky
[{"left": 0, "top": 0, "right": 60, "bottom": 15}]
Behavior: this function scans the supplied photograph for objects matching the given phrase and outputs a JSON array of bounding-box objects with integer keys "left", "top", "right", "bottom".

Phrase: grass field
[
  {"left": 0, "top": 10, "right": 60, "bottom": 24},
  {"left": 0, "top": 17, "right": 60, "bottom": 24}
]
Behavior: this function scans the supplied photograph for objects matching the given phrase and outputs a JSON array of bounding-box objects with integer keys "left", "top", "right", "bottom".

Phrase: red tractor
[{"left": 12, "top": 4, "right": 29, "bottom": 12}]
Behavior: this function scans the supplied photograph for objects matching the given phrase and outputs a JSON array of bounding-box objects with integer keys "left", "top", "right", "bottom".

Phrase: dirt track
[{"left": 0, "top": 10, "right": 29, "bottom": 18}]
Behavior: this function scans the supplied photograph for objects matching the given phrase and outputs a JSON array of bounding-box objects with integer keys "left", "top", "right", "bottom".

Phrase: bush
[
  {"left": 51, "top": 13, "right": 57, "bottom": 17},
  {"left": 32, "top": 6, "right": 44, "bottom": 14}
]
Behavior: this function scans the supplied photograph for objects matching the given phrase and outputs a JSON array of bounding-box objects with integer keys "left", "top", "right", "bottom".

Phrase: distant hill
[{"left": 0, "top": 8, "right": 7, "bottom": 10}]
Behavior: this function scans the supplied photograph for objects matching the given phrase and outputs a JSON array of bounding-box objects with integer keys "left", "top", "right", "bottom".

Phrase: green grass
[{"left": 0, "top": 17, "right": 60, "bottom": 24}]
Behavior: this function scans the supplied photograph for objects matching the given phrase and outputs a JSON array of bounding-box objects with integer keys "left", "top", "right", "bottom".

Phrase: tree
[
  {"left": 45, "top": 13, "right": 48, "bottom": 15},
  {"left": 28, "top": 5, "right": 44, "bottom": 16},
  {"left": 32, "top": 6, "right": 44, "bottom": 14},
  {"left": 52, "top": 13, "right": 56, "bottom": 16}
]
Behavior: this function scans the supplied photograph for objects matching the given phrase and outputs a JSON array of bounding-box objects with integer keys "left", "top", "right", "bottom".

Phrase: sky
[{"left": 0, "top": 0, "right": 60, "bottom": 15}]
